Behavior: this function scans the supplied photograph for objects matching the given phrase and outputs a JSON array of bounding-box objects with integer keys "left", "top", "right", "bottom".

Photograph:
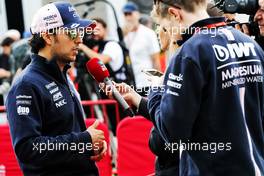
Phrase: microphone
[{"left": 86, "top": 58, "right": 135, "bottom": 117}]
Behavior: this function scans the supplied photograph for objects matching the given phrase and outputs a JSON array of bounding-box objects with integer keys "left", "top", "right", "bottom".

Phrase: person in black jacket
[
  {"left": 148, "top": 0, "right": 264, "bottom": 175},
  {"left": 6, "top": 2, "right": 106, "bottom": 176}
]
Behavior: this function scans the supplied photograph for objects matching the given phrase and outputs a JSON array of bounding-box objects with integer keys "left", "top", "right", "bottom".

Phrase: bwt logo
[
  {"left": 213, "top": 42, "right": 257, "bottom": 62},
  {"left": 17, "top": 106, "right": 30, "bottom": 115}
]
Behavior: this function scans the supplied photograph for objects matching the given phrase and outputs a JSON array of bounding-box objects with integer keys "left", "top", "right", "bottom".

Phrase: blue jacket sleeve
[
  {"left": 148, "top": 55, "right": 205, "bottom": 143},
  {"left": 6, "top": 81, "right": 94, "bottom": 165}
]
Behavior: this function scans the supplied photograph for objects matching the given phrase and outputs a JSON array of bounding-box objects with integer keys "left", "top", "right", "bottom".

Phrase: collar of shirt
[
  {"left": 31, "top": 54, "right": 71, "bottom": 84},
  {"left": 177, "top": 17, "right": 226, "bottom": 46}
]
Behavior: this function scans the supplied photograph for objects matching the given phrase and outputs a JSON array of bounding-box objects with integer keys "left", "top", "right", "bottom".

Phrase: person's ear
[
  {"left": 41, "top": 32, "right": 53, "bottom": 45},
  {"left": 168, "top": 7, "right": 181, "bottom": 21}
]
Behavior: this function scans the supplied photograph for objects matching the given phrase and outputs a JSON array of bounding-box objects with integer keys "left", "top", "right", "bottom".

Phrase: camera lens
[{"left": 224, "top": 0, "right": 258, "bottom": 15}]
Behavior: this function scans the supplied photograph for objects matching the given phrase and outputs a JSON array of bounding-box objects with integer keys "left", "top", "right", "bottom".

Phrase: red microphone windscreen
[{"left": 86, "top": 58, "right": 110, "bottom": 82}]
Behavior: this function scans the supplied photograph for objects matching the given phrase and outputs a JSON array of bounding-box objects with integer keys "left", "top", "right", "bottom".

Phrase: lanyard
[
  {"left": 205, "top": 22, "right": 227, "bottom": 29},
  {"left": 194, "top": 22, "right": 227, "bottom": 34},
  {"left": 178, "top": 21, "right": 227, "bottom": 46}
]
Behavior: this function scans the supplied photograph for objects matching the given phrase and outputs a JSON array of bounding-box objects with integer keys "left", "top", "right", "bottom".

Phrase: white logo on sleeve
[
  {"left": 45, "top": 82, "right": 57, "bottom": 89},
  {"left": 49, "top": 87, "right": 59, "bottom": 94},
  {"left": 16, "top": 95, "right": 32, "bottom": 99},
  {"left": 167, "top": 73, "right": 183, "bottom": 90},
  {"left": 45, "top": 82, "right": 67, "bottom": 108},
  {"left": 55, "top": 99, "right": 67, "bottom": 108},
  {"left": 53, "top": 92, "right": 63, "bottom": 102},
  {"left": 17, "top": 106, "right": 30, "bottom": 116},
  {"left": 166, "top": 73, "right": 184, "bottom": 96}
]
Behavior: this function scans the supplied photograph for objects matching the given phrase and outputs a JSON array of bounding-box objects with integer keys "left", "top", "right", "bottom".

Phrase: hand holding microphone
[
  {"left": 105, "top": 82, "right": 142, "bottom": 110},
  {"left": 86, "top": 58, "right": 135, "bottom": 117}
]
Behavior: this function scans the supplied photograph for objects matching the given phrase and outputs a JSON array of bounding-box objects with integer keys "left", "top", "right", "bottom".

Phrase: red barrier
[
  {"left": 0, "top": 99, "right": 120, "bottom": 126},
  {"left": 81, "top": 100, "right": 120, "bottom": 125},
  {"left": 0, "top": 125, "right": 23, "bottom": 176}
]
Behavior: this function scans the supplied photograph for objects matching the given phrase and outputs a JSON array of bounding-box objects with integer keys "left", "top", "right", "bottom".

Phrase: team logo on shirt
[
  {"left": 212, "top": 42, "right": 263, "bottom": 89},
  {"left": 49, "top": 87, "right": 59, "bottom": 94},
  {"left": 212, "top": 42, "right": 257, "bottom": 62},
  {"left": 53, "top": 92, "right": 63, "bottom": 102},
  {"left": 16, "top": 95, "right": 32, "bottom": 116},
  {"left": 166, "top": 73, "right": 184, "bottom": 96},
  {"left": 16, "top": 95, "right": 32, "bottom": 106},
  {"left": 17, "top": 106, "right": 30, "bottom": 116},
  {"left": 45, "top": 82, "right": 56, "bottom": 89},
  {"left": 55, "top": 99, "right": 67, "bottom": 108},
  {"left": 45, "top": 82, "right": 67, "bottom": 108}
]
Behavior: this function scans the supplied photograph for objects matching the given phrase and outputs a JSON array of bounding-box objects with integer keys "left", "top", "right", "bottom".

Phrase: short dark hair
[
  {"left": 1, "top": 37, "right": 15, "bottom": 47},
  {"left": 92, "top": 18, "right": 107, "bottom": 29},
  {"left": 28, "top": 34, "right": 46, "bottom": 54},
  {"left": 152, "top": 0, "right": 207, "bottom": 18},
  {"left": 28, "top": 28, "right": 58, "bottom": 54}
]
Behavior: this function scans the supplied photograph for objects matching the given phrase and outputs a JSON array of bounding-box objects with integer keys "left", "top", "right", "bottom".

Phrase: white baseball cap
[{"left": 30, "top": 1, "right": 96, "bottom": 34}]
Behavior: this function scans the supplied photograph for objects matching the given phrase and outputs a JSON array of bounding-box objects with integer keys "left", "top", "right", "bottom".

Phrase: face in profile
[
  {"left": 157, "top": 24, "right": 170, "bottom": 51},
  {"left": 254, "top": 6, "right": 264, "bottom": 36},
  {"left": 50, "top": 28, "right": 83, "bottom": 63},
  {"left": 151, "top": 5, "right": 183, "bottom": 51},
  {"left": 93, "top": 23, "right": 107, "bottom": 41}
]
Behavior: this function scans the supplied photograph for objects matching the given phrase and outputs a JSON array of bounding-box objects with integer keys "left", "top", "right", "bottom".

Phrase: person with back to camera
[
  {"left": 109, "top": 0, "right": 264, "bottom": 175},
  {"left": 147, "top": 0, "right": 264, "bottom": 175}
]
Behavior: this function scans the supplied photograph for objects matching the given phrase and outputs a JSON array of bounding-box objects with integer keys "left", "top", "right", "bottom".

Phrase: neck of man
[
  {"left": 56, "top": 61, "right": 67, "bottom": 72},
  {"left": 38, "top": 48, "right": 65, "bottom": 72},
  {"left": 181, "top": 8, "right": 210, "bottom": 31},
  {"left": 38, "top": 47, "right": 52, "bottom": 61}
]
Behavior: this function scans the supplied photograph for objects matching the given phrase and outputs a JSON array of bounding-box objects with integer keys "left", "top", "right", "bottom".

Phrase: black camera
[
  {"left": 217, "top": 0, "right": 259, "bottom": 15},
  {"left": 215, "top": 0, "right": 261, "bottom": 37}
]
